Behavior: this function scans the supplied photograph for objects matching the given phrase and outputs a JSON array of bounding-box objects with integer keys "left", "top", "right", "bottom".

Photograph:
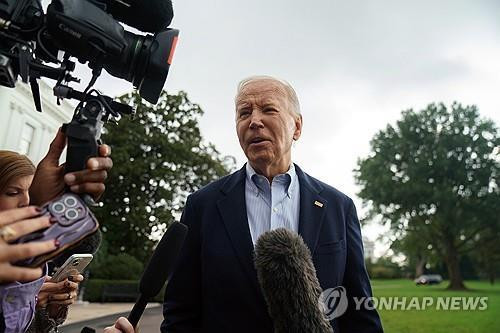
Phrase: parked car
[{"left": 414, "top": 274, "right": 443, "bottom": 285}]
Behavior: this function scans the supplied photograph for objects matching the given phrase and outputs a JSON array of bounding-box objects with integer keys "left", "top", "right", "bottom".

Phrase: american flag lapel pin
[{"left": 314, "top": 200, "right": 323, "bottom": 208}]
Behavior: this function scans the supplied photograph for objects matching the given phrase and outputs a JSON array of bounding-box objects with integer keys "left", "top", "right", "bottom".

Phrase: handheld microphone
[
  {"left": 79, "top": 223, "right": 187, "bottom": 333},
  {"left": 101, "top": 0, "right": 174, "bottom": 33},
  {"left": 254, "top": 228, "right": 333, "bottom": 333},
  {"left": 127, "top": 221, "right": 188, "bottom": 328}
]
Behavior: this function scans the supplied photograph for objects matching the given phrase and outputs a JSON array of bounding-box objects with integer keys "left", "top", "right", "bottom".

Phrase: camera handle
[
  {"left": 55, "top": 85, "right": 134, "bottom": 206},
  {"left": 62, "top": 96, "right": 105, "bottom": 206}
]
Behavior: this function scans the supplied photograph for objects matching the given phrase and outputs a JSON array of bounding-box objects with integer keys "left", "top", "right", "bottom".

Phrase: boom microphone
[
  {"left": 101, "top": 0, "right": 174, "bottom": 33},
  {"left": 127, "top": 221, "right": 188, "bottom": 328},
  {"left": 254, "top": 228, "right": 333, "bottom": 333}
]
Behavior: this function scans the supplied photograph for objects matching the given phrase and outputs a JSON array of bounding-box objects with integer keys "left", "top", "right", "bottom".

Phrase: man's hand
[
  {"left": 30, "top": 129, "right": 113, "bottom": 205},
  {"left": 104, "top": 317, "right": 135, "bottom": 333}
]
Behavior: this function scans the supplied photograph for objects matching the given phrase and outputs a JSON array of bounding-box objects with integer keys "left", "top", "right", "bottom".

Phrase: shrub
[
  {"left": 82, "top": 279, "right": 165, "bottom": 303},
  {"left": 89, "top": 253, "right": 144, "bottom": 280}
]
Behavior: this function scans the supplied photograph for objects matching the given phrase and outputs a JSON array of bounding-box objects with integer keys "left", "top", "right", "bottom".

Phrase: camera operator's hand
[
  {"left": 0, "top": 206, "right": 57, "bottom": 283},
  {"left": 30, "top": 129, "right": 113, "bottom": 205},
  {"left": 104, "top": 317, "right": 135, "bottom": 333}
]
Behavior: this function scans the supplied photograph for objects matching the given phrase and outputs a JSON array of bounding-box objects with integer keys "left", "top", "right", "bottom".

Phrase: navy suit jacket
[{"left": 161, "top": 164, "right": 383, "bottom": 332}]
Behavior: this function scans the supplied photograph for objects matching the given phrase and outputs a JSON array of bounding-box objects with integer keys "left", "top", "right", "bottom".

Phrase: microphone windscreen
[
  {"left": 104, "top": 0, "right": 174, "bottom": 33},
  {"left": 139, "top": 222, "right": 188, "bottom": 297},
  {"left": 254, "top": 228, "right": 333, "bottom": 333},
  {"left": 51, "top": 230, "right": 102, "bottom": 268}
]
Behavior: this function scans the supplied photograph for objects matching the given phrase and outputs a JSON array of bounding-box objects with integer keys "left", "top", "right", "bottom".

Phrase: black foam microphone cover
[
  {"left": 127, "top": 221, "right": 188, "bottom": 327},
  {"left": 103, "top": 0, "right": 174, "bottom": 33},
  {"left": 140, "top": 221, "right": 187, "bottom": 296},
  {"left": 254, "top": 228, "right": 333, "bottom": 333}
]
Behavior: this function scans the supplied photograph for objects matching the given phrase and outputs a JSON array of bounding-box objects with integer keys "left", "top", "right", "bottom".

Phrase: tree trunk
[
  {"left": 445, "top": 244, "right": 466, "bottom": 290},
  {"left": 415, "top": 256, "right": 426, "bottom": 278}
]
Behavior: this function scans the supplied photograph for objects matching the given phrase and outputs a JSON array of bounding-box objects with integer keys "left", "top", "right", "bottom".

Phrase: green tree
[
  {"left": 391, "top": 225, "right": 430, "bottom": 278},
  {"left": 91, "top": 252, "right": 144, "bottom": 280},
  {"left": 94, "top": 91, "right": 235, "bottom": 261},
  {"left": 366, "top": 257, "right": 403, "bottom": 279},
  {"left": 355, "top": 103, "right": 500, "bottom": 290},
  {"left": 472, "top": 220, "right": 500, "bottom": 284}
]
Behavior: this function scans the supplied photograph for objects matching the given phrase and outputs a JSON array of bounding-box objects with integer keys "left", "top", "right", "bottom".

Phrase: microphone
[
  {"left": 254, "top": 228, "right": 333, "bottom": 333},
  {"left": 101, "top": 0, "right": 174, "bottom": 33},
  {"left": 127, "top": 221, "right": 188, "bottom": 328}
]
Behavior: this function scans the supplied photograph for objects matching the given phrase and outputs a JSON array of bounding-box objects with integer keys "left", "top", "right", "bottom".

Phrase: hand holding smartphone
[
  {"left": 15, "top": 193, "right": 99, "bottom": 268},
  {"left": 51, "top": 254, "right": 93, "bottom": 282}
]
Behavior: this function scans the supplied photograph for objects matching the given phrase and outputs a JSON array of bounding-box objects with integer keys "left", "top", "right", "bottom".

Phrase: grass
[{"left": 370, "top": 279, "right": 500, "bottom": 333}]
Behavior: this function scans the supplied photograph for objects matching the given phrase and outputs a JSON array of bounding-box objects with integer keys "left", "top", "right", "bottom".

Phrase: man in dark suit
[{"left": 161, "top": 76, "right": 383, "bottom": 332}]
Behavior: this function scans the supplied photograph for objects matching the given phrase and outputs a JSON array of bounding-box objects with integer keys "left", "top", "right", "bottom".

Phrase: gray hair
[{"left": 236, "top": 75, "right": 301, "bottom": 116}]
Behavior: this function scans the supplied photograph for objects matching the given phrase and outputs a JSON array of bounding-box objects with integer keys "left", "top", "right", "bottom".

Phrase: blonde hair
[
  {"left": 236, "top": 75, "right": 301, "bottom": 116},
  {"left": 0, "top": 151, "right": 36, "bottom": 193}
]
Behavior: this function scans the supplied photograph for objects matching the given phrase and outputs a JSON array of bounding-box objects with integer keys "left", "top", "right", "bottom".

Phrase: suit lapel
[
  {"left": 215, "top": 164, "right": 328, "bottom": 295},
  {"left": 296, "top": 165, "right": 328, "bottom": 256},
  {"left": 216, "top": 166, "right": 262, "bottom": 295}
]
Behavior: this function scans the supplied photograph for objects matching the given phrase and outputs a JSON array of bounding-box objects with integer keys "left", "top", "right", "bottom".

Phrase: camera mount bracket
[{"left": 54, "top": 85, "right": 135, "bottom": 205}]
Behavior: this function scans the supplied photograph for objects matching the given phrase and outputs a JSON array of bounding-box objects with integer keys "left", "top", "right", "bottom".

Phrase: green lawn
[{"left": 370, "top": 279, "right": 499, "bottom": 333}]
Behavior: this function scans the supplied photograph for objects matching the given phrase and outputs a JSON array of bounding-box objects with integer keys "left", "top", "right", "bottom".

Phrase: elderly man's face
[{"left": 235, "top": 80, "right": 302, "bottom": 173}]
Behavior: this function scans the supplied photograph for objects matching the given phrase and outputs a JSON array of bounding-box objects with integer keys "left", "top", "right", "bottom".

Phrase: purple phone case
[{"left": 16, "top": 193, "right": 99, "bottom": 267}]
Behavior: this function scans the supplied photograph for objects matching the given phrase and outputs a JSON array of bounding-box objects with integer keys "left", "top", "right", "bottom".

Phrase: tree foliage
[
  {"left": 355, "top": 103, "right": 500, "bottom": 289},
  {"left": 94, "top": 90, "right": 235, "bottom": 261},
  {"left": 390, "top": 224, "right": 430, "bottom": 278}
]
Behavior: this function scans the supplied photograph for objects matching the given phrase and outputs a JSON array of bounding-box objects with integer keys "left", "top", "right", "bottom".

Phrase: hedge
[{"left": 82, "top": 279, "right": 165, "bottom": 303}]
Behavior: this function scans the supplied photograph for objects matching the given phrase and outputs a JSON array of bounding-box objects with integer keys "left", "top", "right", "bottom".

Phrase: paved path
[{"left": 60, "top": 303, "right": 162, "bottom": 333}]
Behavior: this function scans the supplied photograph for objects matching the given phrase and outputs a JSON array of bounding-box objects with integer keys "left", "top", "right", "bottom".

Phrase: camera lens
[
  {"left": 103, "top": 29, "right": 179, "bottom": 104},
  {"left": 64, "top": 196, "right": 77, "bottom": 207},
  {"left": 72, "top": 260, "right": 80, "bottom": 266},
  {"left": 52, "top": 202, "right": 65, "bottom": 214},
  {"left": 65, "top": 208, "right": 78, "bottom": 220}
]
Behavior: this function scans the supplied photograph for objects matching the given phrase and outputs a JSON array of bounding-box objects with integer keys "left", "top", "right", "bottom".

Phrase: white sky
[{"left": 42, "top": 0, "right": 500, "bottom": 257}]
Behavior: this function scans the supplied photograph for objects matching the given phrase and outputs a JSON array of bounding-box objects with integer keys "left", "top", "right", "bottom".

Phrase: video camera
[
  {"left": 0, "top": 0, "right": 178, "bottom": 106},
  {"left": 0, "top": 0, "right": 179, "bottom": 106},
  {"left": 1, "top": 0, "right": 178, "bottom": 190}
]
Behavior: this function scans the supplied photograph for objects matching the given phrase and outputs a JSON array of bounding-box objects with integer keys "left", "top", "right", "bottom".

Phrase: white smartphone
[{"left": 51, "top": 254, "right": 93, "bottom": 283}]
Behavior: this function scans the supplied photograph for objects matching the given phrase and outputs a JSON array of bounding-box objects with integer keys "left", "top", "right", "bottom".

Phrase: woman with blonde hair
[
  {"left": 0, "top": 151, "right": 36, "bottom": 210},
  {"left": 0, "top": 150, "right": 82, "bottom": 333}
]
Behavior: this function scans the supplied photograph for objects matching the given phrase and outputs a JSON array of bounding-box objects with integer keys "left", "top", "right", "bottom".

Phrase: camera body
[
  {"left": 1, "top": 0, "right": 177, "bottom": 187},
  {"left": 0, "top": 0, "right": 178, "bottom": 104}
]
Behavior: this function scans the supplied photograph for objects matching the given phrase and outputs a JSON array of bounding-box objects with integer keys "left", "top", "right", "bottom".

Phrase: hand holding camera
[{"left": 29, "top": 128, "right": 113, "bottom": 206}]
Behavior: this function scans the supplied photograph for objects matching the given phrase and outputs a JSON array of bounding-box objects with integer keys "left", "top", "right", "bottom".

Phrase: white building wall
[
  {"left": 0, "top": 80, "right": 73, "bottom": 165},
  {"left": 363, "top": 236, "right": 375, "bottom": 263}
]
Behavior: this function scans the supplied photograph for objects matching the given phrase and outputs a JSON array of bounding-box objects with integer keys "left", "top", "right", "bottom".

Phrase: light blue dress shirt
[{"left": 245, "top": 162, "right": 301, "bottom": 245}]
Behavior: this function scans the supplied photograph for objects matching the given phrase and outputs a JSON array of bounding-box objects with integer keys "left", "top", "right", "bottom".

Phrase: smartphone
[
  {"left": 51, "top": 254, "right": 93, "bottom": 283},
  {"left": 15, "top": 192, "right": 99, "bottom": 268}
]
